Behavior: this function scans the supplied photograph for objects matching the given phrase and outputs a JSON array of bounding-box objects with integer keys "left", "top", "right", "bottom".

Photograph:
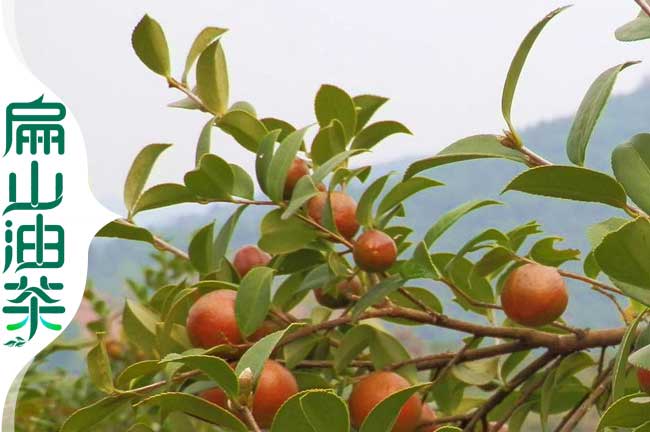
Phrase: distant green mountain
[{"left": 88, "top": 79, "right": 650, "bottom": 334}]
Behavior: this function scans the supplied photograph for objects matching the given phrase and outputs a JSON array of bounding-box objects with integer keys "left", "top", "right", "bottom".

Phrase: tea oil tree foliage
[{"left": 25, "top": 2, "right": 650, "bottom": 431}]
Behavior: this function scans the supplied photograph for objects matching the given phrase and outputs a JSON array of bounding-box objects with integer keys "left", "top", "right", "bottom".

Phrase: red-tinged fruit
[
  {"left": 353, "top": 230, "right": 398, "bottom": 272},
  {"left": 186, "top": 290, "right": 242, "bottom": 348},
  {"left": 638, "top": 367, "right": 650, "bottom": 393},
  {"left": 198, "top": 360, "right": 297, "bottom": 428},
  {"left": 500, "top": 263, "right": 568, "bottom": 327},
  {"left": 233, "top": 245, "right": 271, "bottom": 277},
  {"left": 307, "top": 191, "right": 359, "bottom": 239},
  {"left": 284, "top": 158, "right": 310, "bottom": 198},
  {"left": 348, "top": 371, "right": 422, "bottom": 432},
  {"left": 314, "top": 276, "right": 362, "bottom": 309}
]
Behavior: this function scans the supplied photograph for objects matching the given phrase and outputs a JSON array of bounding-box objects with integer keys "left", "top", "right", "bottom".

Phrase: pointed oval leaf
[
  {"left": 124, "top": 143, "right": 172, "bottom": 216},
  {"left": 612, "top": 133, "right": 650, "bottom": 214},
  {"left": 503, "top": 165, "right": 628, "bottom": 209},
  {"left": 300, "top": 391, "right": 350, "bottom": 432},
  {"left": 597, "top": 393, "right": 650, "bottom": 430},
  {"left": 612, "top": 310, "right": 647, "bottom": 401},
  {"left": 595, "top": 219, "right": 650, "bottom": 289},
  {"left": 86, "top": 335, "right": 114, "bottom": 394},
  {"left": 195, "top": 117, "right": 216, "bottom": 166},
  {"left": 183, "top": 27, "right": 228, "bottom": 83},
  {"left": 616, "top": 13, "right": 650, "bottom": 41},
  {"left": 423, "top": 199, "right": 502, "bottom": 248},
  {"left": 353, "top": 94, "right": 389, "bottom": 132},
  {"left": 351, "top": 120, "right": 411, "bottom": 151},
  {"left": 311, "top": 119, "right": 346, "bottom": 166},
  {"left": 133, "top": 183, "right": 196, "bottom": 216},
  {"left": 356, "top": 173, "right": 394, "bottom": 227},
  {"left": 134, "top": 392, "right": 247, "bottom": 431},
  {"left": 315, "top": 84, "right": 357, "bottom": 140},
  {"left": 267, "top": 127, "right": 310, "bottom": 202},
  {"left": 334, "top": 324, "right": 374, "bottom": 373},
  {"left": 567, "top": 61, "right": 638, "bottom": 165},
  {"left": 61, "top": 395, "right": 136, "bottom": 432},
  {"left": 218, "top": 109, "right": 268, "bottom": 153},
  {"left": 359, "top": 383, "right": 430, "bottom": 432},
  {"left": 196, "top": 40, "right": 229, "bottom": 115},
  {"left": 159, "top": 354, "right": 238, "bottom": 398},
  {"left": 235, "top": 267, "right": 274, "bottom": 337},
  {"left": 235, "top": 323, "right": 302, "bottom": 380},
  {"left": 188, "top": 222, "right": 214, "bottom": 274},
  {"left": 405, "top": 135, "right": 527, "bottom": 179},
  {"left": 131, "top": 15, "right": 171, "bottom": 77},
  {"left": 377, "top": 176, "right": 443, "bottom": 216},
  {"left": 502, "top": 6, "right": 570, "bottom": 142}
]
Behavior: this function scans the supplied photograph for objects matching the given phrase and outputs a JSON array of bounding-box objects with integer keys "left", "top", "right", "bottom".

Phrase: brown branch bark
[{"left": 463, "top": 351, "right": 558, "bottom": 431}]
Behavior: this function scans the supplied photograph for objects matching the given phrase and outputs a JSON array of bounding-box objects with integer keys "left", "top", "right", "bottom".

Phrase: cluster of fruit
[{"left": 183, "top": 158, "right": 570, "bottom": 431}]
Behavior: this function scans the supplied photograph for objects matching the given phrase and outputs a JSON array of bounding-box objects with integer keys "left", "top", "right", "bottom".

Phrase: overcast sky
[{"left": 12, "top": 0, "right": 649, "bottom": 212}]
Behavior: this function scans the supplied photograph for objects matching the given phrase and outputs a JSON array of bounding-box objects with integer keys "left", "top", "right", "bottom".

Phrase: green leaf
[
  {"left": 267, "top": 128, "right": 310, "bottom": 202},
  {"left": 229, "top": 101, "right": 257, "bottom": 116},
  {"left": 235, "top": 267, "right": 274, "bottom": 338},
  {"left": 595, "top": 219, "right": 650, "bottom": 290},
  {"left": 377, "top": 177, "right": 443, "bottom": 216},
  {"left": 334, "top": 324, "right": 374, "bottom": 373},
  {"left": 124, "top": 143, "right": 171, "bottom": 217},
  {"left": 567, "top": 61, "right": 638, "bottom": 165},
  {"left": 131, "top": 15, "right": 171, "bottom": 77},
  {"left": 503, "top": 165, "right": 628, "bottom": 209},
  {"left": 96, "top": 220, "right": 155, "bottom": 246},
  {"left": 218, "top": 110, "right": 268, "bottom": 153},
  {"left": 159, "top": 354, "right": 238, "bottom": 398},
  {"left": 196, "top": 40, "right": 229, "bottom": 115},
  {"left": 353, "top": 94, "right": 388, "bottom": 132},
  {"left": 350, "top": 121, "right": 411, "bottom": 151},
  {"left": 213, "top": 206, "right": 247, "bottom": 269},
  {"left": 351, "top": 276, "right": 404, "bottom": 320},
  {"left": 315, "top": 84, "right": 357, "bottom": 141},
  {"left": 404, "top": 135, "right": 527, "bottom": 179},
  {"left": 616, "top": 13, "right": 650, "bottom": 41},
  {"left": 115, "top": 360, "right": 162, "bottom": 389},
  {"left": 235, "top": 324, "right": 301, "bottom": 381},
  {"left": 612, "top": 311, "right": 647, "bottom": 401},
  {"left": 195, "top": 117, "right": 215, "bottom": 166},
  {"left": 61, "top": 394, "right": 136, "bottom": 432},
  {"left": 259, "top": 209, "right": 317, "bottom": 254},
  {"left": 587, "top": 217, "right": 628, "bottom": 248},
  {"left": 134, "top": 392, "right": 247, "bottom": 431},
  {"left": 261, "top": 117, "right": 297, "bottom": 142},
  {"left": 423, "top": 199, "right": 502, "bottom": 248},
  {"left": 598, "top": 393, "right": 650, "bottom": 430},
  {"left": 132, "top": 183, "right": 196, "bottom": 215},
  {"left": 127, "top": 424, "right": 154, "bottom": 432},
  {"left": 356, "top": 173, "right": 394, "bottom": 227},
  {"left": 386, "top": 287, "right": 443, "bottom": 325},
  {"left": 539, "top": 368, "right": 556, "bottom": 432},
  {"left": 86, "top": 334, "right": 114, "bottom": 394},
  {"left": 300, "top": 391, "right": 350, "bottom": 432},
  {"left": 122, "top": 300, "right": 158, "bottom": 355},
  {"left": 311, "top": 119, "right": 346, "bottom": 166},
  {"left": 473, "top": 246, "right": 515, "bottom": 277},
  {"left": 256, "top": 130, "right": 281, "bottom": 196},
  {"left": 502, "top": 6, "right": 570, "bottom": 144},
  {"left": 188, "top": 222, "right": 215, "bottom": 274},
  {"left": 284, "top": 335, "right": 321, "bottom": 370},
  {"left": 370, "top": 329, "right": 417, "bottom": 382},
  {"left": 273, "top": 272, "right": 309, "bottom": 311},
  {"left": 183, "top": 27, "right": 228, "bottom": 83},
  {"left": 358, "top": 383, "right": 429, "bottom": 432},
  {"left": 612, "top": 134, "right": 650, "bottom": 214},
  {"left": 184, "top": 153, "right": 234, "bottom": 200},
  {"left": 270, "top": 391, "right": 317, "bottom": 432},
  {"left": 230, "top": 164, "right": 255, "bottom": 200},
  {"left": 529, "top": 237, "right": 580, "bottom": 267},
  {"left": 452, "top": 357, "right": 499, "bottom": 386}
]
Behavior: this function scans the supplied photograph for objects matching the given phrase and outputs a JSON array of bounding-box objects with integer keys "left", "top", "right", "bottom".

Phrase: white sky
[{"left": 13, "top": 0, "right": 649, "bottom": 212}]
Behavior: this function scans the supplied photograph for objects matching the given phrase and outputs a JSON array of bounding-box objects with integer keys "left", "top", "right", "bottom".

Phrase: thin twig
[
  {"left": 239, "top": 406, "right": 262, "bottom": 432},
  {"left": 635, "top": 0, "right": 650, "bottom": 17},
  {"left": 463, "top": 351, "right": 557, "bottom": 431}
]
